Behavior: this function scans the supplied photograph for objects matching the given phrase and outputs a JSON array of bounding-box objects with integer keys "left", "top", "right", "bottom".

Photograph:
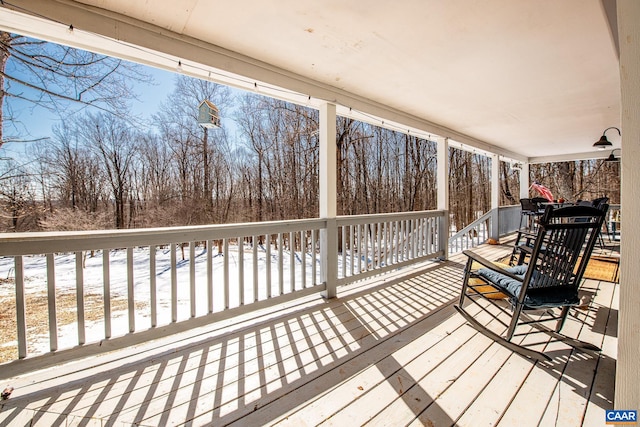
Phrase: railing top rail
[
  {"left": 0, "top": 218, "right": 327, "bottom": 256},
  {"left": 336, "top": 209, "right": 444, "bottom": 226},
  {"left": 448, "top": 210, "right": 492, "bottom": 243}
]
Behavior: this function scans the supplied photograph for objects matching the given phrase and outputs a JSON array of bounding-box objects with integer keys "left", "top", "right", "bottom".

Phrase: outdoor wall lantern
[
  {"left": 604, "top": 148, "right": 621, "bottom": 162},
  {"left": 593, "top": 127, "right": 621, "bottom": 150}
]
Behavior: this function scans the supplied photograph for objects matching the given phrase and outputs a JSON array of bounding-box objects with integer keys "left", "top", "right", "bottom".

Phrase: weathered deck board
[{"left": 0, "top": 240, "right": 616, "bottom": 426}]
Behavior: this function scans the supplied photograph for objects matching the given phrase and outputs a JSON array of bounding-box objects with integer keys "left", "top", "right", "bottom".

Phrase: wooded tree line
[
  {"left": 0, "top": 79, "right": 621, "bottom": 233},
  {"left": 0, "top": 35, "right": 621, "bottom": 233}
]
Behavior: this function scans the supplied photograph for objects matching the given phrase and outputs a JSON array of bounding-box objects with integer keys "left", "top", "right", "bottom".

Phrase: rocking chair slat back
[
  {"left": 455, "top": 203, "right": 608, "bottom": 361},
  {"left": 528, "top": 205, "right": 606, "bottom": 291}
]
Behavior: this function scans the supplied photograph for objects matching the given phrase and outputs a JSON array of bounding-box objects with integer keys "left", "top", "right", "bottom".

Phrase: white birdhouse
[{"left": 197, "top": 100, "right": 221, "bottom": 128}]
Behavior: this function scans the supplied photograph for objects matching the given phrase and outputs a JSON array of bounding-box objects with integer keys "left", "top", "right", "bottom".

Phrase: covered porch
[
  {"left": 0, "top": 238, "right": 618, "bottom": 426},
  {"left": 0, "top": 0, "right": 637, "bottom": 423}
]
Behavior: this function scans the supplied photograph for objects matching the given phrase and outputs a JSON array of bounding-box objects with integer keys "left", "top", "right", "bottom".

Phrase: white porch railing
[
  {"left": 0, "top": 210, "right": 445, "bottom": 371},
  {"left": 448, "top": 205, "right": 521, "bottom": 254},
  {"left": 448, "top": 211, "right": 492, "bottom": 254},
  {"left": 336, "top": 210, "right": 445, "bottom": 286}
]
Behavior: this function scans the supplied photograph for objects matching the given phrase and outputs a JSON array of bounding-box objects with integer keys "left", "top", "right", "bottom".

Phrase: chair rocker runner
[{"left": 455, "top": 204, "right": 608, "bottom": 361}]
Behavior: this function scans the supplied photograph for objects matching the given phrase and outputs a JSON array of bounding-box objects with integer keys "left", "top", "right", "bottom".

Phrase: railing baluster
[
  {"left": 423, "top": 219, "right": 428, "bottom": 254},
  {"left": 371, "top": 223, "right": 376, "bottom": 269},
  {"left": 418, "top": 218, "right": 423, "bottom": 256},
  {"left": 395, "top": 221, "right": 399, "bottom": 262},
  {"left": 409, "top": 219, "right": 415, "bottom": 259},
  {"left": 428, "top": 218, "right": 433, "bottom": 254},
  {"left": 311, "top": 231, "right": 317, "bottom": 286},
  {"left": 239, "top": 237, "right": 245, "bottom": 305},
  {"left": 396, "top": 221, "right": 401, "bottom": 262},
  {"left": 381, "top": 222, "right": 387, "bottom": 267},
  {"left": 224, "top": 238, "right": 229, "bottom": 309},
  {"left": 15, "top": 256, "right": 26, "bottom": 359},
  {"left": 171, "top": 243, "right": 177, "bottom": 322},
  {"left": 301, "top": 231, "right": 307, "bottom": 288},
  {"left": 266, "top": 234, "right": 272, "bottom": 297},
  {"left": 405, "top": 220, "right": 410, "bottom": 260},
  {"left": 377, "top": 222, "right": 382, "bottom": 268},
  {"left": 46, "top": 253, "right": 57, "bottom": 352},
  {"left": 289, "top": 231, "right": 295, "bottom": 292},
  {"left": 407, "top": 220, "right": 412, "bottom": 259},
  {"left": 103, "top": 250, "right": 111, "bottom": 338},
  {"left": 349, "top": 225, "right": 354, "bottom": 277},
  {"left": 127, "top": 247, "right": 134, "bottom": 333},
  {"left": 356, "top": 224, "right": 362, "bottom": 273},
  {"left": 278, "top": 233, "right": 284, "bottom": 295},
  {"left": 427, "top": 218, "right": 432, "bottom": 254},
  {"left": 150, "top": 245, "right": 157, "bottom": 328},
  {"left": 190, "top": 241, "right": 196, "bottom": 318},
  {"left": 421, "top": 219, "right": 425, "bottom": 255},
  {"left": 417, "top": 219, "right": 422, "bottom": 257},
  {"left": 252, "top": 236, "right": 258, "bottom": 301},
  {"left": 427, "top": 218, "right": 432, "bottom": 253},
  {"left": 207, "top": 240, "right": 213, "bottom": 313},
  {"left": 341, "top": 226, "right": 346, "bottom": 279},
  {"left": 400, "top": 221, "right": 404, "bottom": 260},
  {"left": 416, "top": 219, "right": 422, "bottom": 257},
  {"left": 362, "top": 224, "right": 367, "bottom": 271},
  {"left": 364, "top": 223, "right": 369, "bottom": 271},
  {"left": 76, "top": 252, "right": 86, "bottom": 344}
]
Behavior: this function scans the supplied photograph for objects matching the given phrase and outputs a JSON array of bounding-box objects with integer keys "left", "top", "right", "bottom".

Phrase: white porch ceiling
[{"left": 0, "top": 0, "right": 621, "bottom": 162}]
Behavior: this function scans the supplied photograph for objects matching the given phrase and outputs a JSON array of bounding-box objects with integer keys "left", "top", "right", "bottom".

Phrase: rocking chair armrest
[{"left": 462, "top": 250, "right": 524, "bottom": 283}]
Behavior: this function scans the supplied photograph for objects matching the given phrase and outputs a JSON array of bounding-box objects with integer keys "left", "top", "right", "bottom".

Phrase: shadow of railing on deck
[
  {"left": 0, "top": 260, "right": 463, "bottom": 426},
  {"left": 0, "top": 251, "right": 615, "bottom": 425}
]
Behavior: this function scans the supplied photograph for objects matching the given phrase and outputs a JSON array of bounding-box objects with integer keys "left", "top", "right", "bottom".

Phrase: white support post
[
  {"left": 616, "top": 0, "right": 640, "bottom": 412},
  {"left": 319, "top": 102, "right": 338, "bottom": 298},
  {"left": 491, "top": 154, "right": 500, "bottom": 240},
  {"left": 519, "top": 162, "right": 530, "bottom": 200},
  {"left": 437, "top": 137, "right": 450, "bottom": 258}
]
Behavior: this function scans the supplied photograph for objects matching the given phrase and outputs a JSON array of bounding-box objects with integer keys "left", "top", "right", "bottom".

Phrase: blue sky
[
  {"left": 2, "top": 58, "right": 245, "bottom": 163},
  {"left": 3, "top": 64, "right": 176, "bottom": 152}
]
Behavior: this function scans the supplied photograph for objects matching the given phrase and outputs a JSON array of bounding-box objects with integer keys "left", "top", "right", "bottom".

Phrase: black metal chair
[
  {"left": 577, "top": 197, "right": 610, "bottom": 247},
  {"left": 510, "top": 198, "right": 544, "bottom": 265},
  {"left": 518, "top": 198, "right": 542, "bottom": 231},
  {"left": 455, "top": 204, "right": 608, "bottom": 361},
  {"left": 531, "top": 197, "right": 550, "bottom": 208}
]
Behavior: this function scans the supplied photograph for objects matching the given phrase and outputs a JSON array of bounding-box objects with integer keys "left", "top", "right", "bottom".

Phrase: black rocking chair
[{"left": 455, "top": 204, "right": 608, "bottom": 361}]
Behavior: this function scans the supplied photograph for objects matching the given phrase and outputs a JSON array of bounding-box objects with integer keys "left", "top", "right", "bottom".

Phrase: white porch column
[
  {"left": 319, "top": 102, "right": 338, "bottom": 299},
  {"left": 519, "top": 162, "right": 530, "bottom": 200},
  {"left": 490, "top": 154, "right": 500, "bottom": 240},
  {"left": 616, "top": 0, "right": 640, "bottom": 412},
  {"left": 437, "top": 137, "right": 450, "bottom": 258}
]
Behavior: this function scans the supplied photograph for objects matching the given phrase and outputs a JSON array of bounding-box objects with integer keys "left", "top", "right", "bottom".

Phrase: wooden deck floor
[{"left": 0, "top": 240, "right": 617, "bottom": 426}]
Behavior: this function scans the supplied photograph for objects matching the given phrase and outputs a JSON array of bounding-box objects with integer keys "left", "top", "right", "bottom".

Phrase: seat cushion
[{"left": 476, "top": 265, "right": 580, "bottom": 309}]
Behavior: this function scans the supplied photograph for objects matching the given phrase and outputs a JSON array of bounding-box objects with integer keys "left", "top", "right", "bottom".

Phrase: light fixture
[
  {"left": 593, "top": 127, "right": 620, "bottom": 150},
  {"left": 604, "top": 148, "right": 621, "bottom": 162}
]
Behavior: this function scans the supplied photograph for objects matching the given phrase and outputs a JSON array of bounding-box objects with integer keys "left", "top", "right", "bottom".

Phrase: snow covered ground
[{"left": 0, "top": 243, "right": 322, "bottom": 357}]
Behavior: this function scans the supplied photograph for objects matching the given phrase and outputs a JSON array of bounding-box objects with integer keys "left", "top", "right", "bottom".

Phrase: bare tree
[
  {"left": 75, "top": 113, "right": 136, "bottom": 228},
  {"left": 0, "top": 160, "right": 39, "bottom": 231},
  {"left": 48, "top": 121, "right": 105, "bottom": 213},
  {"left": 0, "top": 32, "right": 149, "bottom": 147},
  {"left": 165, "top": 78, "right": 230, "bottom": 200}
]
